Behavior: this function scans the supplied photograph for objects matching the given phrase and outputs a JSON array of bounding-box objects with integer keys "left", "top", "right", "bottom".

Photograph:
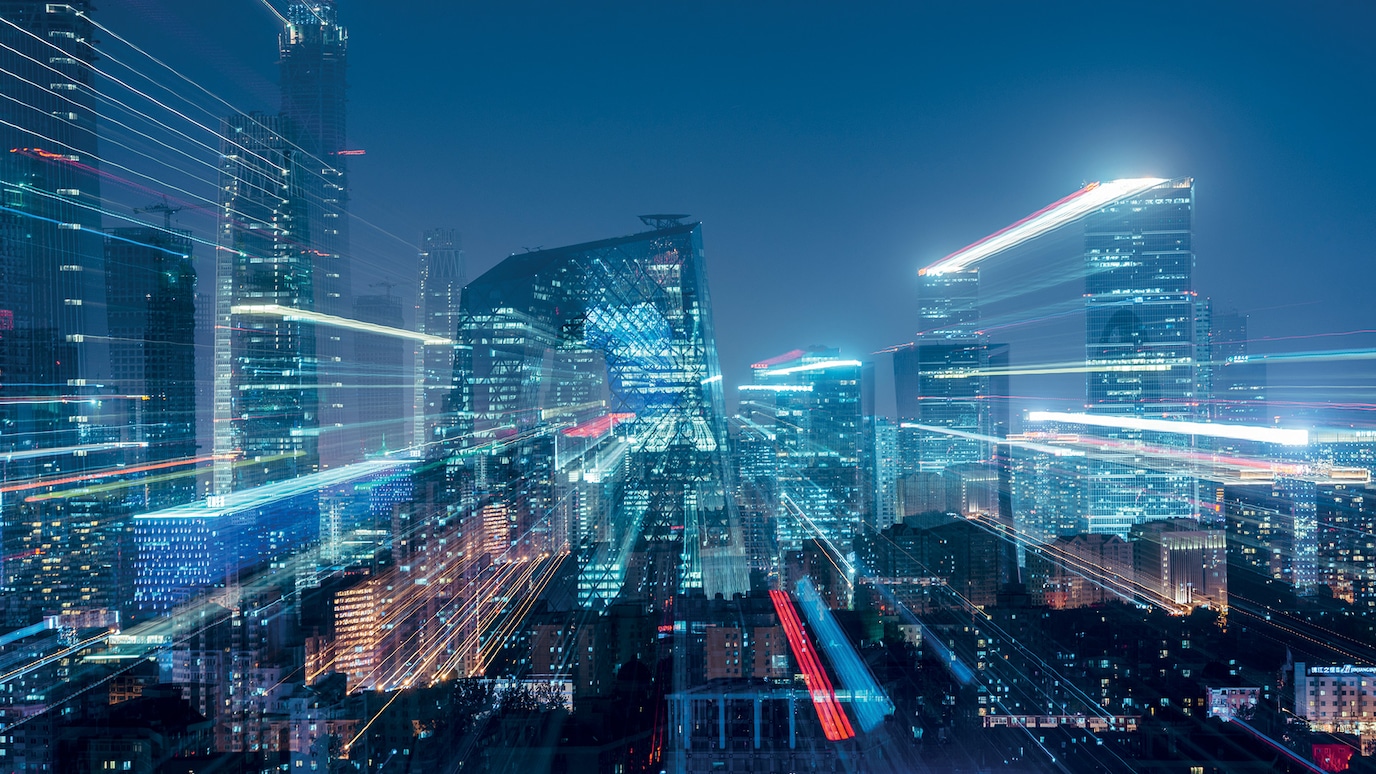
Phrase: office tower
[
  {"left": 1223, "top": 468, "right": 1371, "bottom": 598},
  {"left": 1315, "top": 482, "right": 1376, "bottom": 609},
  {"left": 280, "top": 0, "right": 353, "bottom": 470},
  {"left": 414, "top": 229, "right": 465, "bottom": 454},
  {"left": 1131, "top": 519, "right": 1228, "bottom": 611},
  {"left": 1209, "top": 308, "right": 1267, "bottom": 425},
  {"left": 894, "top": 270, "right": 1007, "bottom": 473},
  {"left": 869, "top": 417, "right": 900, "bottom": 532},
  {"left": 1083, "top": 177, "right": 1200, "bottom": 534},
  {"left": 742, "top": 348, "right": 864, "bottom": 552},
  {"left": 104, "top": 226, "right": 198, "bottom": 509},
  {"left": 455, "top": 221, "right": 743, "bottom": 601},
  {"left": 352, "top": 290, "right": 405, "bottom": 455},
  {"left": 0, "top": 1, "right": 129, "bottom": 624},
  {"left": 213, "top": 112, "right": 317, "bottom": 493},
  {"left": 1008, "top": 434, "right": 1089, "bottom": 542},
  {"left": 732, "top": 418, "right": 779, "bottom": 577}
]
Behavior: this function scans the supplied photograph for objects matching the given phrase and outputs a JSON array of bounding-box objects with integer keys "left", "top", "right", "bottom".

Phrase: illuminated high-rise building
[
  {"left": 894, "top": 270, "right": 1007, "bottom": 483},
  {"left": 454, "top": 220, "right": 743, "bottom": 602},
  {"left": 280, "top": 0, "right": 353, "bottom": 470},
  {"left": 1208, "top": 308, "right": 1267, "bottom": 425},
  {"left": 413, "top": 229, "right": 465, "bottom": 454},
  {"left": 1083, "top": 177, "right": 1201, "bottom": 534},
  {"left": 213, "top": 113, "right": 317, "bottom": 493},
  {"left": 741, "top": 348, "right": 864, "bottom": 552},
  {"left": 0, "top": 1, "right": 129, "bottom": 624}
]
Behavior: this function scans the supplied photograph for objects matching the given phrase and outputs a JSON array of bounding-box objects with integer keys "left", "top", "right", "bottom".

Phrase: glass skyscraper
[
  {"left": 454, "top": 221, "right": 745, "bottom": 602},
  {"left": 414, "top": 229, "right": 465, "bottom": 454},
  {"left": 895, "top": 269, "right": 1007, "bottom": 475},
  {"left": 213, "top": 113, "right": 318, "bottom": 493},
  {"left": 0, "top": 1, "right": 131, "bottom": 625},
  {"left": 280, "top": 0, "right": 354, "bottom": 470},
  {"left": 1083, "top": 177, "right": 1200, "bottom": 534}
]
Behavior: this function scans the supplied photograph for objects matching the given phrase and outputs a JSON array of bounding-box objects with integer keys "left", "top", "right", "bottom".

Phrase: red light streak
[
  {"left": 751, "top": 349, "right": 808, "bottom": 369},
  {"left": 769, "top": 589, "right": 855, "bottom": 741},
  {"left": 561, "top": 412, "right": 635, "bottom": 438}
]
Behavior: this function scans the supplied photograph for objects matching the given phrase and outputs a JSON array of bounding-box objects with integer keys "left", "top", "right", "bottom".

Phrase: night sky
[{"left": 101, "top": 1, "right": 1376, "bottom": 421}]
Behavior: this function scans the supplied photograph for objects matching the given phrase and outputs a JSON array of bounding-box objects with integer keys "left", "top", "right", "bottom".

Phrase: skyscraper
[
  {"left": 1083, "top": 177, "right": 1200, "bottom": 534},
  {"left": 105, "top": 225, "right": 198, "bottom": 510},
  {"left": 741, "top": 348, "right": 864, "bottom": 552},
  {"left": 0, "top": 1, "right": 128, "bottom": 624},
  {"left": 213, "top": 113, "right": 317, "bottom": 493},
  {"left": 894, "top": 270, "right": 1006, "bottom": 474},
  {"left": 454, "top": 221, "right": 744, "bottom": 602},
  {"left": 413, "top": 229, "right": 465, "bottom": 454},
  {"left": 1209, "top": 308, "right": 1267, "bottom": 426},
  {"left": 280, "top": 0, "right": 353, "bottom": 470}
]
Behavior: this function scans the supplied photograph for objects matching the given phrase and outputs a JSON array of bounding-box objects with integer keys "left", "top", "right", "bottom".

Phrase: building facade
[{"left": 1083, "top": 178, "right": 1201, "bottom": 534}]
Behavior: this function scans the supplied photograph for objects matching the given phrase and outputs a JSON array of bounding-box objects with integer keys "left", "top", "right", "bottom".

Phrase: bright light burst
[
  {"left": 921, "top": 177, "right": 1170, "bottom": 275},
  {"left": 1027, "top": 410, "right": 1310, "bottom": 447}
]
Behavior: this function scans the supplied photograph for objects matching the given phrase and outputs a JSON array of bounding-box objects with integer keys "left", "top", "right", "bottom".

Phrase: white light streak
[
  {"left": 1026, "top": 411, "right": 1309, "bottom": 447},
  {"left": 134, "top": 459, "right": 412, "bottom": 521},
  {"left": 762, "top": 359, "right": 862, "bottom": 377},
  {"left": 231, "top": 304, "right": 452, "bottom": 345},
  {"left": 922, "top": 178, "right": 1170, "bottom": 276},
  {"left": 899, "top": 423, "right": 1084, "bottom": 457},
  {"left": 738, "top": 384, "right": 815, "bottom": 393},
  {"left": 1, "top": 441, "right": 147, "bottom": 463}
]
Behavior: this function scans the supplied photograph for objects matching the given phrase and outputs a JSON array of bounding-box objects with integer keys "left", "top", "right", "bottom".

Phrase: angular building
[
  {"left": 454, "top": 221, "right": 744, "bottom": 602},
  {"left": 413, "top": 229, "right": 465, "bottom": 454},
  {"left": 1083, "top": 177, "right": 1201, "bottom": 534}
]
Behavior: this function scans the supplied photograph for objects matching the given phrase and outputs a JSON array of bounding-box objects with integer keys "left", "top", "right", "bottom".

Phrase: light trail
[
  {"left": 0, "top": 454, "right": 216, "bottom": 495},
  {"left": 0, "top": 442, "right": 148, "bottom": 464},
  {"left": 1027, "top": 411, "right": 1309, "bottom": 446},
  {"left": 793, "top": 579, "right": 893, "bottom": 732},
  {"left": 769, "top": 589, "right": 855, "bottom": 741},
  {"left": 921, "top": 177, "right": 1170, "bottom": 275},
  {"left": 900, "top": 422, "right": 1086, "bottom": 457},
  {"left": 231, "top": 304, "right": 451, "bottom": 345},
  {"left": 759, "top": 358, "right": 862, "bottom": 377}
]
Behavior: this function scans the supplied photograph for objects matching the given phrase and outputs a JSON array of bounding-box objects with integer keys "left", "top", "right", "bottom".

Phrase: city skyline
[
  {"left": 1, "top": 2, "right": 1375, "bottom": 772},
  {"left": 95, "top": 2, "right": 1376, "bottom": 422}
]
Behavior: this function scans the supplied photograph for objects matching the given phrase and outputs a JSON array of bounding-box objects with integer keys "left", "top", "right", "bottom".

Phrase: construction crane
[{"left": 133, "top": 197, "right": 183, "bottom": 231}]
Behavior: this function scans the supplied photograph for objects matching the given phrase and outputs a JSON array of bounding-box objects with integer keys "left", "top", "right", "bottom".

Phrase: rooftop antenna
[
  {"left": 370, "top": 280, "right": 397, "bottom": 297},
  {"left": 638, "top": 214, "right": 690, "bottom": 229}
]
